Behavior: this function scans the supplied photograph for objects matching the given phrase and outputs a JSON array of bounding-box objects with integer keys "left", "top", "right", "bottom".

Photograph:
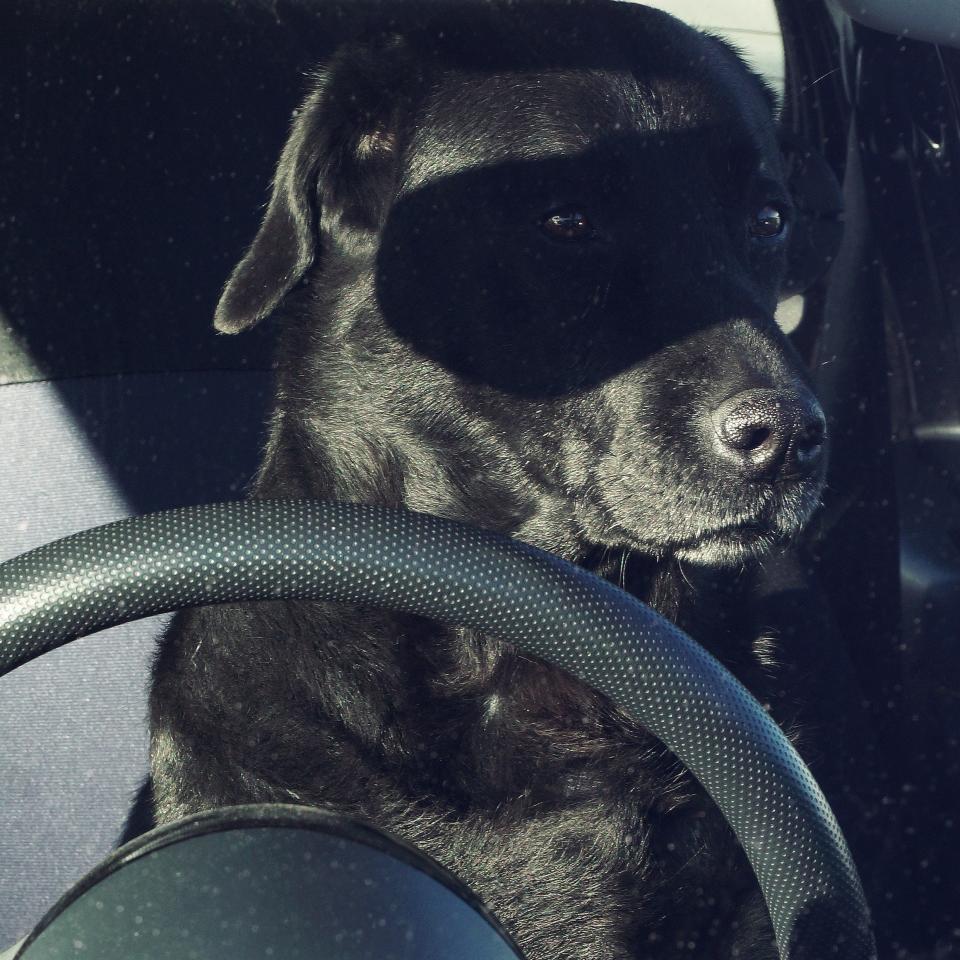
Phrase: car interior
[{"left": 1, "top": 0, "right": 958, "bottom": 957}]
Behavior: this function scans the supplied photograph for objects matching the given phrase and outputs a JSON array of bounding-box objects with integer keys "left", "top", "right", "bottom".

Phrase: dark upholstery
[
  {"left": 0, "top": 0, "right": 337, "bottom": 943},
  {"left": 0, "top": 373, "right": 271, "bottom": 943}
]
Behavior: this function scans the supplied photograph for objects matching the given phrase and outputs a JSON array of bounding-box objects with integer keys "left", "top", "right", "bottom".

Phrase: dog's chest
[
  {"left": 154, "top": 599, "right": 783, "bottom": 960},
  {"left": 364, "top": 638, "right": 775, "bottom": 960}
]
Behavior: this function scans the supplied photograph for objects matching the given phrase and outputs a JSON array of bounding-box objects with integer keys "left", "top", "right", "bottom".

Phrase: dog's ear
[
  {"left": 214, "top": 39, "right": 410, "bottom": 333},
  {"left": 780, "top": 130, "right": 845, "bottom": 297}
]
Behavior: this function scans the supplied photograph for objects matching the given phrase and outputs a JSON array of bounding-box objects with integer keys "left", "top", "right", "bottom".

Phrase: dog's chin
[
  {"left": 609, "top": 483, "right": 824, "bottom": 569},
  {"left": 669, "top": 522, "right": 782, "bottom": 567},
  {"left": 663, "top": 496, "right": 822, "bottom": 567}
]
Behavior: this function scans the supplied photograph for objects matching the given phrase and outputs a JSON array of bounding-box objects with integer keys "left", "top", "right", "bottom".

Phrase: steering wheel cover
[{"left": 0, "top": 499, "right": 875, "bottom": 960}]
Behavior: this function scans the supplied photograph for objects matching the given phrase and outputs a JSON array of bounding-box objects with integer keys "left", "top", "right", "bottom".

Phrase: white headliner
[{"left": 635, "top": 0, "right": 784, "bottom": 96}]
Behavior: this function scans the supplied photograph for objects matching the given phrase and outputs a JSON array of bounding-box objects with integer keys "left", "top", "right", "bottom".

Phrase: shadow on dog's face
[{"left": 215, "top": 1, "right": 829, "bottom": 569}]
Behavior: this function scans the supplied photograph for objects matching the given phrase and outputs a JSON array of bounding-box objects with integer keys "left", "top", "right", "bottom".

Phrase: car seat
[{"left": 0, "top": 0, "right": 346, "bottom": 943}]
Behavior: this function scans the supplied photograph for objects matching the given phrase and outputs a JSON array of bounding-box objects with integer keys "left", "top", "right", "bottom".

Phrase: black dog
[{"left": 150, "top": 3, "right": 829, "bottom": 957}]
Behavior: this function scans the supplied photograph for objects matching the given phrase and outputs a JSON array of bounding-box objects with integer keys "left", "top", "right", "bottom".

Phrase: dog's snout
[{"left": 712, "top": 389, "right": 826, "bottom": 481}]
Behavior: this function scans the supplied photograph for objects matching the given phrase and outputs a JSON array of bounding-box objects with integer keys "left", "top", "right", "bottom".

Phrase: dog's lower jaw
[
  {"left": 670, "top": 525, "right": 783, "bottom": 567},
  {"left": 251, "top": 404, "right": 599, "bottom": 569},
  {"left": 579, "top": 474, "right": 825, "bottom": 573},
  {"left": 668, "top": 486, "right": 824, "bottom": 569}
]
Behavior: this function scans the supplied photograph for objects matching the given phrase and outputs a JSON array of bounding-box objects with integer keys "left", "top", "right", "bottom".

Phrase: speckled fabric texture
[{"left": 0, "top": 374, "right": 269, "bottom": 948}]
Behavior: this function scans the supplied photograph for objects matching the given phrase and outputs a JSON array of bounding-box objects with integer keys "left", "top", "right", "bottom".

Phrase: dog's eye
[
  {"left": 541, "top": 208, "right": 594, "bottom": 241},
  {"left": 748, "top": 204, "right": 786, "bottom": 239}
]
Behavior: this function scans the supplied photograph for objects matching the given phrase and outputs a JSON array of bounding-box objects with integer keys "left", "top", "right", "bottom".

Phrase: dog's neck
[
  {"left": 252, "top": 407, "right": 726, "bottom": 626},
  {"left": 253, "top": 395, "right": 589, "bottom": 557}
]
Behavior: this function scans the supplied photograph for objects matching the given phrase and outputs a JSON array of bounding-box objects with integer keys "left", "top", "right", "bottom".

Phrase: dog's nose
[{"left": 712, "top": 388, "right": 826, "bottom": 481}]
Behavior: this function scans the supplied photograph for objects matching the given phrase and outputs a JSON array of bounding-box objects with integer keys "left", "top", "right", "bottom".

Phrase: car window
[{"left": 643, "top": 0, "right": 785, "bottom": 96}]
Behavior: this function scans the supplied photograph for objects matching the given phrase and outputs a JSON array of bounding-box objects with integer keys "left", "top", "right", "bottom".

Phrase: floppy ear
[
  {"left": 780, "top": 130, "right": 845, "bottom": 297},
  {"left": 214, "top": 39, "right": 409, "bottom": 334}
]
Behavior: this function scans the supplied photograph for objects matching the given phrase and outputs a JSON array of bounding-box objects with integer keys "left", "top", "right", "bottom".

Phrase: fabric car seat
[{"left": 0, "top": 0, "right": 352, "bottom": 944}]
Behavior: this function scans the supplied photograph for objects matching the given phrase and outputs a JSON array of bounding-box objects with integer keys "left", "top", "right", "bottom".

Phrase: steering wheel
[{"left": 0, "top": 500, "right": 875, "bottom": 960}]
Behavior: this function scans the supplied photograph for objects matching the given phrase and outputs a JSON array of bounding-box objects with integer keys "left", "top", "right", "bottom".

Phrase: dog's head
[{"left": 215, "top": 1, "right": 831, "bottom": 568}]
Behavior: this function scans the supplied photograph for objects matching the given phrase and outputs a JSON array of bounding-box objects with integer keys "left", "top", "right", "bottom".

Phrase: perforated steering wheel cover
[{"left": 0, "top": 500, "right": 875, "bottom": 960}]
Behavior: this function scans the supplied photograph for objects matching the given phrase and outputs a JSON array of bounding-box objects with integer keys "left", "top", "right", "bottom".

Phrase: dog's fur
[{"left": 149, "top": 4, "right": 830, "bottom": 958}]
